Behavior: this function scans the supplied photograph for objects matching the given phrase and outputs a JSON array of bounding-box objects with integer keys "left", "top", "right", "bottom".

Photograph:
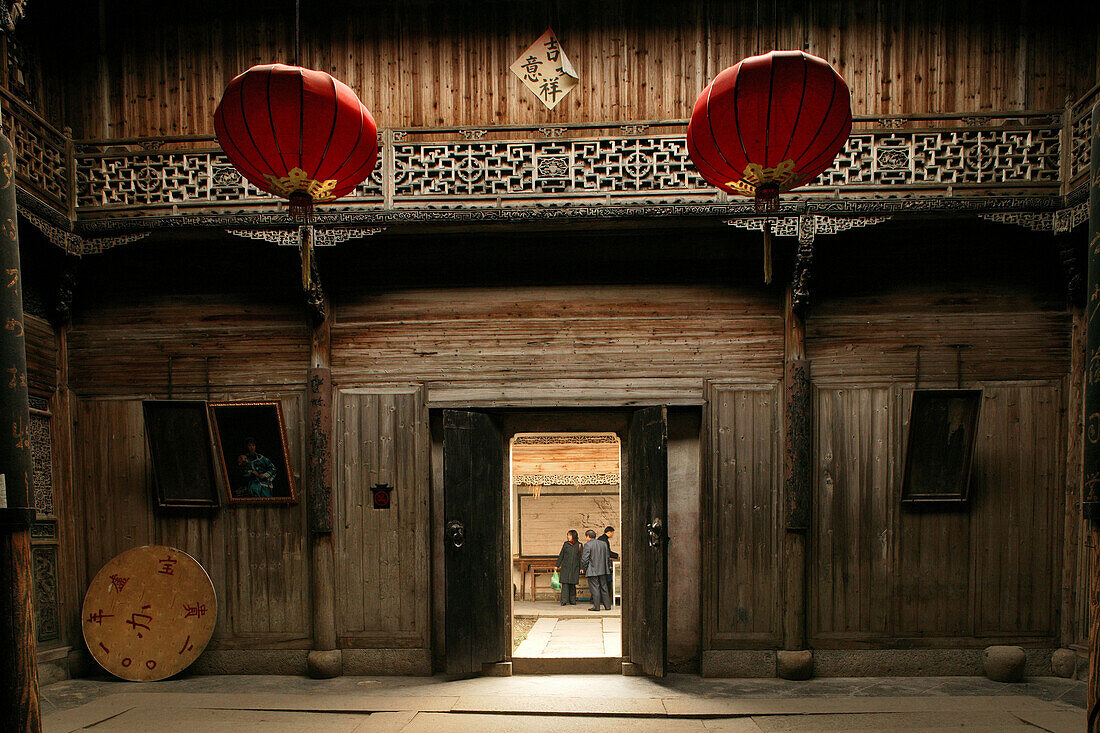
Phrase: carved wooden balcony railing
[{"left": 0, "top": 85, "right": 1094, "bottom": 233}]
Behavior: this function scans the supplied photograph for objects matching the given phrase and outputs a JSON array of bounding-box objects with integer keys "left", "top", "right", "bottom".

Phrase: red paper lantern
[
  {"left": 214, "top": 63, "right": 379, "bottom": 219},
  {"left": 688, "top": 51, "right": 852, "bottom": 211}
]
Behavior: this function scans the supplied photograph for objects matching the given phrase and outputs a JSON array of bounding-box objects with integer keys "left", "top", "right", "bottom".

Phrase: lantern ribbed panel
[
  {"left": 214, "top": 64, "right": 379, "bottom": 203},
  {"left": 687, "top": 51, "right": 852, "bottom": 199}
]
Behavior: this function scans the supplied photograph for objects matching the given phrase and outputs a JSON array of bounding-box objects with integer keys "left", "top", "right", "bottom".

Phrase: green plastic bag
[{"left": 550, "top": 570, "right": 561, "bottom": 591}]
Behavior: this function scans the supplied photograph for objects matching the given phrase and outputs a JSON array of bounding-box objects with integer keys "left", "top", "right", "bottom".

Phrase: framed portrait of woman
[{"left": 208, "top": 401, "right": 298, "bottom": 505}]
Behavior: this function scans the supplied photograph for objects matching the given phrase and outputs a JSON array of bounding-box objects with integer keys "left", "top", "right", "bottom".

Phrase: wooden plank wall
[
  {"left": 25, "top": 314, "right": 56, "bottom": 398},
  {"left": 72, "top": 394, "right": 312, "bottom": 648},
  {"left": 63, "top": 240, "right": 316, "bottom": 650},
  {"left": 37, "top": 0, "right": 1100, "bottom": 138},
  {"left": 333, "top": 387, "right": 430, "bottom": 650},
  {"left": 702, "top": 382, "right": 781, "bottom": 650},
  {"left": 67, "top": 293, "right": 310, "bottom": 396},
  {"left": 811, "top": 382, "right": 1064, "bottom": 645},
  {"left": 331, "top": 284, "right": 783, "bottom": 407},
  {"left": 805, "top": 227, "right": 1072, "bottom": 646}
]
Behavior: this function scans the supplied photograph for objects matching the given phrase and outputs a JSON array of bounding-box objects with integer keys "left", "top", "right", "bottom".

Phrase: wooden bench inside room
[{"left": 513, "top": 556, "right": 557, "bottom": 601}]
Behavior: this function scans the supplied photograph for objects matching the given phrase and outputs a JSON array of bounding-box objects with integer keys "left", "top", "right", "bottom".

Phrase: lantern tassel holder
[
  {"left": 288, "top": 191, "right": 314, "bottom": 223},
  {"left": 755, "top": 184, "right": 781, "bottom": 214}
]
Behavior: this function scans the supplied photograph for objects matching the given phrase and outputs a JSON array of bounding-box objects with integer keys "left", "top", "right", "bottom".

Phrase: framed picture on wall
[
  {"left": 142, "top": 400, "right": 220, "bottom": 509},
  {"left": 208, "top": 401, "right": 298, "bottom": 505},
  {"left": 901, "top": 389, "right": 982, "bottom": 504}
]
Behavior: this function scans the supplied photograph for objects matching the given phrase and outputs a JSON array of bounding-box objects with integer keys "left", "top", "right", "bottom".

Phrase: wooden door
[
  {"left": 334, "top": 387, "right": 430, "bottom": 649},
  {"left": 443, "top": 409, "right": 509, "bottom": 676},
  {"left": 623, "top": 405, "right": 669, "bottom": 677}
]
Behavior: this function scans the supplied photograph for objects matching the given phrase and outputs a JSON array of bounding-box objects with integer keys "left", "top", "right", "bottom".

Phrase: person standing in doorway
[
  {"left": 580, "top": 529, "right": 610, "bottom": 612},
  {"left": 555, "top": 529, "right": 582, "bottom": 606},
  {"left": 597, "top": 525, "right": 619, "bottom": 609}
]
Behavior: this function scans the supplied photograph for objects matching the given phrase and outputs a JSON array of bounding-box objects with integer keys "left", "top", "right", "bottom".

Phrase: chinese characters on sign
[
  {"left": 80, "top": 545, "right": 217, "bottom": 682},
  {"left": 510, "top": 28, "right": 578, "bottom": 110}
]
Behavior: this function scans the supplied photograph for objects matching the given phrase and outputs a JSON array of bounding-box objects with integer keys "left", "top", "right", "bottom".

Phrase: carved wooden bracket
[{"left": 726, "top": 214, "right": 891, "bottom": 314}]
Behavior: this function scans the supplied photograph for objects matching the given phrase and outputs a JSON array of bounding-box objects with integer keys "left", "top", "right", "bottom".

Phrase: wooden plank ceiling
[{"left": 511, "top": 433, "right": 620, "bottom": 485}]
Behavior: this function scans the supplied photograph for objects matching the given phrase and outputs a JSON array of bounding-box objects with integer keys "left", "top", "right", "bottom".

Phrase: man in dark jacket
[
  {"left": 597, "top": 526, "right": 619, "bottom": 609},
  {"left": 579, "top": 529, "right": 610, "bottom": 611}
]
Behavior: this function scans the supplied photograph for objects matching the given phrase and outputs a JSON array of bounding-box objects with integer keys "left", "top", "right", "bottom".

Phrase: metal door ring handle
[
  {"left": 446, "top": 520, "right": 465, "bottom": 549},
  {"left": 646, "top": 518, "right": 664, "bottom": 548}
]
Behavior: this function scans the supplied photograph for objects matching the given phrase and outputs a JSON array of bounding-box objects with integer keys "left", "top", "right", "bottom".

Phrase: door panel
[
  {"left": 443, "top": 409, "right": 509, "bottom": 676},
  {"left": 334, "top": 387, "right": 430, "bottom": 647},
  {"left": 623, "top": 405, "right": 669, "bottom": 677}
]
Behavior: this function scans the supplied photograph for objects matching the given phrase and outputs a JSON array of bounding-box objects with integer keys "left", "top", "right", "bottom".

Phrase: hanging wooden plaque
[{"left": 81, "top": 545, "right": 216, "bottom": 681}]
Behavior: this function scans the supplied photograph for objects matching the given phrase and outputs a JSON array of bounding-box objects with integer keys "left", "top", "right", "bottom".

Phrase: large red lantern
[
  {"left": 688, "top": 51, "right": 852, "bottom": 211},
  {"left": 214, "top": 63, "right": 379, "bottom": 219}
]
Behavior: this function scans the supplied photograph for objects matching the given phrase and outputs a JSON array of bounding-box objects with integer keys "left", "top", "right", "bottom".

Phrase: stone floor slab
[
  {"left": 401, "top": 713, "right": 705, "bottom": 732},
  {"left": 747, "top": 711, "right": 1036, "bottom": 731},
  {"left": 452, "top": 694, "right": 668, "bottom": 715},
  {"left": 514, "top": 601, "right": 621, "bottom": 619}
]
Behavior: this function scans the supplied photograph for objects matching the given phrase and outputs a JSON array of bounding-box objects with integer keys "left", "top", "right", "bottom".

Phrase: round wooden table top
[{"left": 81, "top": 545, "right": 217, "bottom": 681}]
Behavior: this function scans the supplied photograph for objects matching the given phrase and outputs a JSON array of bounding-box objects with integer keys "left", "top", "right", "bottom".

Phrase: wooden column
[
  {"left": 1086, "top": 99, "right": 1100, "bottom": 731},
  {"left": 0, "top": 130, "right": 42, "bottom": 732},
  {"left": 783, "top": 286, "right": 810, "bottom": 652},
  {"left": 1065, "top": 305, "right": 1085, "bottom": 650},
  {"left": 302, "top": 227, "right": 339, "bottom": 678}
]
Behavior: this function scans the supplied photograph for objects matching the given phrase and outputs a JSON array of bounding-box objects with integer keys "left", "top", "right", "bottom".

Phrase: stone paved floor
[
  {"left": 513, "top": 616, "right": 622, "bottom": 657},
  {"left": 513, "top": 600, "right": 623, "bottom": 618},
  {"left": 41, "top": 673, "right": 1086, "bottom": 732}
]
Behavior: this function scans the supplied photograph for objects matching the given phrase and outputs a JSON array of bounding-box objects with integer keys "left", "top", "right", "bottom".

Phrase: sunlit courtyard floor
[{"left": 41, "top": 672, "right": 1085, "bottom": 732}]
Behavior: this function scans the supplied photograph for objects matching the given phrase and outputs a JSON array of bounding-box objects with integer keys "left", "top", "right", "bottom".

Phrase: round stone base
[
  {"left": 1051, "top": 648, "right": 1079, "bottom": 679},
  {"left": 307, "top": 649, "right": 343, "bottom": 679},
  {"left": 777, "top": 650, "right": 813, "bottom": 680},
  {"left": 982, "top": 645, "right": 1025, "bottom": 683}
]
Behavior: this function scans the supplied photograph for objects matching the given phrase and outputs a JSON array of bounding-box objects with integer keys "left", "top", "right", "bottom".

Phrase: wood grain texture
[
  {"left": 811, "top": 382, "right": 1064, "bottom": 646},
  {"left": 703, "top": 382, "right": 782, "bottom": 650},
  {"left": 73, "top": 394, "right": 311, "bottom": 650},
  {"left": 511, "top": 440, "right": 620, "bottom": 477},
  {"left": 443, "top": 409, "right": 509, "bottom": 675},
  {"left": 333, "top": 387, "right": 430, "bottom": 649},
  {"left": 332, "top": 284, "right": 783, "bottom": 406},
  {"left": 36, "top": 0, "right": 1100, "bottom": 138},
  {"left": 80, "top": 544, "right": 217, "bottom": 681},
  {"left": 24, "top": 314, "right": 56, "bottom": 398},
  {"left": 67, "top": 294, "right": 310, "bottom": 396},
  {"left": 623, "top": 405, "right": 668, "bottom": 676},
  {"left": 0, "top": 529, "right": 40, "bottom": 733}
]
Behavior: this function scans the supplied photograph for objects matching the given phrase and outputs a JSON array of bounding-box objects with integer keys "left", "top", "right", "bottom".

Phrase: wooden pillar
[
  {"left": 783, "top": 286, "right": 810, "bottom": 652},
  {"left": 303, "top": 228, "right": 339, "bottom": 678},
  {"left": 1085, "top": 99, "right": 1100, "bottom": 730},
  {"left": 0, "top": 131, "right": 42, "bottom": 732},
  {"left": 1065, "top": 305, "right": 1085, "bottom": 650}
]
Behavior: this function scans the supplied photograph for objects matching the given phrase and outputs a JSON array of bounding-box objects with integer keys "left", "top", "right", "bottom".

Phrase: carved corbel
[
  {"left": 299, "top": 226, "right": 326, "bottom": 326},
  {"left": 791, "top": 215, "right": 816, "bottom": 316},
  {"left": 49, "top": 253, "right": 78, "bottom": 329}
]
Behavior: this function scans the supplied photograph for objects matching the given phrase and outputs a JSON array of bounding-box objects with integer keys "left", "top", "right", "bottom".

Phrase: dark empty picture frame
[
  {"left": 142, "top": 400, "right": 220, "bottom": 509},
  {"left": 901, "top": 389, "right": 983, "bottom": 504},
  {"left": 208, "top": 401, "right": 298, "bottom": 505}
]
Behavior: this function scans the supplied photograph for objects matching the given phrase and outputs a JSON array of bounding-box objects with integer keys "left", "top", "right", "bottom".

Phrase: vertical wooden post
[
  {"left": 0, "top": 130, "right": 42, "bottom": 732},
  {"left": 783, "top": 286, "right": 810, "bottom": 653},
  {"left": 303, "top": 228, "right": 339, "bottom": 678},
  {"left": 1084, "top": 100, "right": 1100, "bottom": 731},
  {"left": 1065, "top": 305, "right": 1085, "bottom": 649}
]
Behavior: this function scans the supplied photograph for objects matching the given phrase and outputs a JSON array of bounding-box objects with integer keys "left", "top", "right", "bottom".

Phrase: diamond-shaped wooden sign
[{"left": 510, "top": 28, "right": 578, "bottom": 111}]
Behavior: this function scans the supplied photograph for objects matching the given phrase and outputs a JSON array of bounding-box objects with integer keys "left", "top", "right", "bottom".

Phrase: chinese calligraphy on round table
[{"left": 81, "top": 545, "right": 217, "bottom": 681}]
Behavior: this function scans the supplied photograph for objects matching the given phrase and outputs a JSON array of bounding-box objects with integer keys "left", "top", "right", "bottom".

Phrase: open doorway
[
  {"left": 441, "top": 407, "right": 667, "bottom": 678},
  {"left": 509, "top": 433, "right": 622, "bottom": 670}
]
